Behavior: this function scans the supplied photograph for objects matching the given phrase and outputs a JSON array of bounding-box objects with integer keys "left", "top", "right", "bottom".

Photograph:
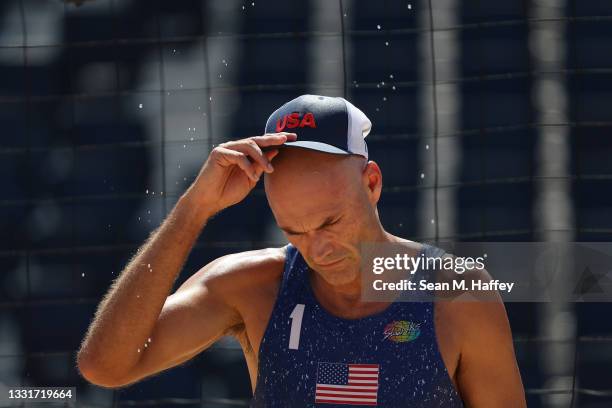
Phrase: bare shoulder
[
  {"left": 434, "top": 265, "right": 514, "bottom": 375},
  {"left": 178, "top": 246, "right": 287, "bottom": 301}
]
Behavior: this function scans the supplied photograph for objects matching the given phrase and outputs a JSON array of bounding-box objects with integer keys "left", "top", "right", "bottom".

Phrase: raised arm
[{"left": 76, "top": 133, "right": 296, "bottom": 387}]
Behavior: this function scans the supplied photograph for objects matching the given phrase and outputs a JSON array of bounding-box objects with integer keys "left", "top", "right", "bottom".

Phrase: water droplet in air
[
  {"left": 377, "top": 24, "right": 381, "bottom": 30},
  {"left": 389, "top": 74, "right": 394, "bottom": 79},
  {"left": 385, "top": 41, "right": 389, "bottom": 46},
  {"left": 408, "top": 4, "right": 412, "bottom": 9},
  {"left": 420, "top": 173, "right": 425, "bottom": 178},
  {"left": 81, "top": 273, "right": 85, "bottom": 277},
  {"left": 425, "top": 144, "right": 429, "bottom": 149},
  {"left": 138, "top": 103, "right": 143, "bottom": 109},
  {"left": 431, "top": 219, "right": 435, "bottom": 224},
  {"left": 145, "top": 189, "right": 149, "bottom": 194}
]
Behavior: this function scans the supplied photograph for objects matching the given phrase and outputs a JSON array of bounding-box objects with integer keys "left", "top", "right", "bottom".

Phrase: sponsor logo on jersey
[{"left": 383, "top": 320, "right": 421, "bottom": 342}]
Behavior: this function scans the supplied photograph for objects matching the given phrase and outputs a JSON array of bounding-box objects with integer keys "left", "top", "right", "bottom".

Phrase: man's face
[{"left": 264, "top": 148, "right": 382, "bottom": 286}]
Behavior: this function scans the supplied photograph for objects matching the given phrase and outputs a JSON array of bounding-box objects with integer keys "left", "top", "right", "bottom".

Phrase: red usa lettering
[{"left": 276, "top": 112, "right": 317, "bottom": 132}]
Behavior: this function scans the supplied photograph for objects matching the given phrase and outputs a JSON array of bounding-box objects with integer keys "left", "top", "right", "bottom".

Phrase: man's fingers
[
  {"left": 215, "top": 147, "right": 258, "bottom": 182},
  {"left": 230, "top": 141, "right": 274, "bottom": 173},
  {"left": 265, "top": 149, "right": 280, "bottom": 162},
  {"left": 251, "top": 132, "right": 297, "bottom": 147}
]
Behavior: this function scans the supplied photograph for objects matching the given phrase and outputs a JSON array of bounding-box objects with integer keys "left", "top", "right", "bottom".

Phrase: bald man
[{"left": 77, "top": 95, "right": 526, "bottom": 407}]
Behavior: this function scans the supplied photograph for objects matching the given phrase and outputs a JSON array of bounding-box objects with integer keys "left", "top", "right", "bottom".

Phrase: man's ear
[{"left": 362, "top": 160, "right": 383, "bottom": 205}]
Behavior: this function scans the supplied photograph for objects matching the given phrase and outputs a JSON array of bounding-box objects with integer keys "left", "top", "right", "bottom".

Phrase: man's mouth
[{"left": 317, "top": 258, "right": 345, "bottom": 268}]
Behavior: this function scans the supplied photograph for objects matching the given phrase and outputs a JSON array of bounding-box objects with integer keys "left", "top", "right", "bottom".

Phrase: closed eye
[{"left": 280, "top": 215, "right": 342, "bottom": 236}]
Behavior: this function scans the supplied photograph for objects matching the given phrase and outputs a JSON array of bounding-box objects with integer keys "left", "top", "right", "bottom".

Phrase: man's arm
[
  {"left": 76, "top": 193, "right": 220, "bottom": 387},
  {"left": 453, "top": 271, "right": 527, "bottom": 407},
  {"left": 76, "top": 133, "right": 296, "bottom": 387}
]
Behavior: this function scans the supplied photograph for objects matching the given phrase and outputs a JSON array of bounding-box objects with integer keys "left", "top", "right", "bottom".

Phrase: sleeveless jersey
[{"left": 251, "top": 243, "right": 464, "bottom": 407}]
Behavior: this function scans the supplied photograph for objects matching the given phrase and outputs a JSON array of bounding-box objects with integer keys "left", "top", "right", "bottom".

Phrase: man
[{"left": 77, "top": 95, "right": 526, "bottom": 407}]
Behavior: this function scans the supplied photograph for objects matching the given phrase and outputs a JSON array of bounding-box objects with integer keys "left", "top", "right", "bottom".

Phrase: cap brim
[{"left": 282, "top": 141, "right": 350, "bottom": 155}]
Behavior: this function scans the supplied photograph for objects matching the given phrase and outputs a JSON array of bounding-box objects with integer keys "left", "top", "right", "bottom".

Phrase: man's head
[{"left": 263, "top": 95, "right": 384, "bottom": 286}]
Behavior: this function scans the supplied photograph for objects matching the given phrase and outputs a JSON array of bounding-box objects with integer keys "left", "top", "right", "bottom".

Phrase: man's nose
[{"left": 309, "top": 236, "right": 335, "bottom": 264}]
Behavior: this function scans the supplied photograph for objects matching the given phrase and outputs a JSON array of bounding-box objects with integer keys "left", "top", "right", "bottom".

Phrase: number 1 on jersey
[{"left": 288, "top": 304, "right": 305, "bottom": 350}]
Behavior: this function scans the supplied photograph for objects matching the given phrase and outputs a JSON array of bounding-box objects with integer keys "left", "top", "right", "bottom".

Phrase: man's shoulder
[{"left": 187, "top": 246, "right": 287, "bottom": 294}]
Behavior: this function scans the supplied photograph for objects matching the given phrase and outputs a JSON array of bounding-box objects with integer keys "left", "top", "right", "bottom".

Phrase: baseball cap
[{"left": 264, "top": 94, "right": 372, "bottom": 159}]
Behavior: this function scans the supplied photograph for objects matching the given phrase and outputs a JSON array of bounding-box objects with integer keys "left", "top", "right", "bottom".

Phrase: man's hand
[{"left": 191, "top": 132, "right": 297, "bottom": 215}]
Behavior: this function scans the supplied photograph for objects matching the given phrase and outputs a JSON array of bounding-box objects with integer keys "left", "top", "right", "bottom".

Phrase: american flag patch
[{"left": 315, "top": 362, "right": 380, "bottom": 405}]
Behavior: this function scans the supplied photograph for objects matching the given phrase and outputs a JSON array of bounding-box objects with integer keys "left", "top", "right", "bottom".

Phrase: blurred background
[{"left": 1, "top": 0, "right": 611, "bottom": 407}]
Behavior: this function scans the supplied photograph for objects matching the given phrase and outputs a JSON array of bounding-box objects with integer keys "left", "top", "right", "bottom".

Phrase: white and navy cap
[{"left": 264, "top": 94, "right": 372, "bottom": 159}]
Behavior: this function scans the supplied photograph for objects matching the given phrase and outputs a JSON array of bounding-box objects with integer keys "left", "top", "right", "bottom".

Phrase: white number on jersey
[{"left": 288, "top": 304, "right": 305, "bottom": 350}]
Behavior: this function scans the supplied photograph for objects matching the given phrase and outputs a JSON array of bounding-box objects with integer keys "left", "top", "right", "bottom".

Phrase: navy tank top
[{"left": 251, "top": 243, "right": 464, "bottom": 407}]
